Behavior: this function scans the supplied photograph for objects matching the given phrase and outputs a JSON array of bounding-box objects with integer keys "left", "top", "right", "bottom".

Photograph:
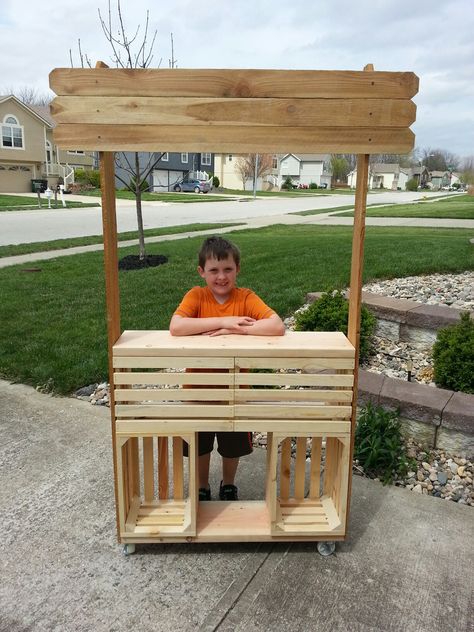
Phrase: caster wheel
[
  {"left": 317, "top": 541, "right": 336, "bottom": 557},
  {"left": 122, "top": 543, "right": 136, "bottom": 556}
]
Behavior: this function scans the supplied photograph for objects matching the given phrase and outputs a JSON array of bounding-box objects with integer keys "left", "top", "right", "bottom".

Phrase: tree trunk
[{"left": 135, "top": 152, "right": 146, "bottom": 260}]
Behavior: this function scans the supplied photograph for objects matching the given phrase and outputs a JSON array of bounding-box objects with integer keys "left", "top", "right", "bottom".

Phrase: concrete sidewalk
[{"left": 1, "top": 379, "right": 472, "bottom": 632}]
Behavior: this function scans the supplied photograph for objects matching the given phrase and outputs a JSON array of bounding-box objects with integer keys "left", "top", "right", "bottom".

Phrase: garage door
[
  {"left": 153, "top": 169, "right": 184, "bottom": 192},
  {"left": 0, "top": 164, "right": 35, "bottom": 193}
]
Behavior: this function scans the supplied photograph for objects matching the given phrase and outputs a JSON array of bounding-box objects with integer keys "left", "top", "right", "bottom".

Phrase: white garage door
[{"left": 153, "top": 169, "right": 184, "bottom": 191}]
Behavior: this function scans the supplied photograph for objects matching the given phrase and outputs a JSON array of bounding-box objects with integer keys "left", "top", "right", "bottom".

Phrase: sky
[{"left": 1, "top": 0, "right": 473, "bottom": 160}]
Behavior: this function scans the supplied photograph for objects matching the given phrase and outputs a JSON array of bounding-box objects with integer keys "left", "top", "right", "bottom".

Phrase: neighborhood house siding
[
  {"left": 280, "top": 155, "right": 300, "bottom": 178},
  {"left": 0, "top": 101, "right": 44, "bottom": 162},
  {"left": 300, "top": 161, "right": 324, "bottom": 184}
]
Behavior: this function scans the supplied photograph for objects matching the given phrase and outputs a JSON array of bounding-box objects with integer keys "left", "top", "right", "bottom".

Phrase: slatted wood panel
[
  {"left": 233, "top": 356, "right": 354, "bottom": 424},
  {"left": 118, "top": 434, "right": 197, "bottom": 537},
  {"left": 267, "top": 435, "right": 349, "bottom": 535},
  {"left": 49, "top": 68, "right": 418, "bottom": 153}
]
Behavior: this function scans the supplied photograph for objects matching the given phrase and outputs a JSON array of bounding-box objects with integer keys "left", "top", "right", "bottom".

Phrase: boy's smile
[{"left": 198, "top": 255, "right": 240, "bottom": 303}]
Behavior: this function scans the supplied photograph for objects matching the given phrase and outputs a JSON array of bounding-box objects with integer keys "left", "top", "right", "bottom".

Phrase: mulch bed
[{"left": 118, "top": 254, "right": 168, "bottom": 271}]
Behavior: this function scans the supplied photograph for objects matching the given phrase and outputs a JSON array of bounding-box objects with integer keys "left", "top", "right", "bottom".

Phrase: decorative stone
[{"left": 413, "top": 484, "right": 422, "bottom": 493}]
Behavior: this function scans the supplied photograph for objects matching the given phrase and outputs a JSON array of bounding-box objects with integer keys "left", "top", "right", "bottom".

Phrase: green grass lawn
[
  {"left": 0, "top": 194, "right": 100, "bottom": 211},
  {"left": 336, "top": 194, "right": 474, "bottom": 219},
  {"left": 0, "top": 224, "right": 472, "bottom": 394},
  {"left": 78, "top": 189, "right": 235, "bottom": 203},
  {"left": 0, "top": 223, "right": 243, "bottom": 259}
]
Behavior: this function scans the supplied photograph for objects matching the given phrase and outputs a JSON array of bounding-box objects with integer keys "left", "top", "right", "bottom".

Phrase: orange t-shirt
[{"left": 174, "top": 286, "right": 275, "bottom": 321}]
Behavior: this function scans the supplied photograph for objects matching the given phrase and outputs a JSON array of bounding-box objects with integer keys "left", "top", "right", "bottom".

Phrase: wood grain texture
[
  {"left": 52, "top": 123, "right": 415, "bottom": 154},
  {"left": 49, "top": 68, "right": 419, "bottom": 98},
  {"left": 51, "top": 96, "right": 416, "bottom": 127}
]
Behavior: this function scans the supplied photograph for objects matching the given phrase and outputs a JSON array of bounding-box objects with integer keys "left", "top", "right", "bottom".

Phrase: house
[
  {"left": 114, "top": 151, "right": 214, "bottom": 191},
  {"left": 213, "top": 153, "right": 332, "bottom": 190},
  {"left": 348, "top": 163, "right": 409, "bottom": 190},
  {"left": 277, "top": 153, "right": 332, "bottom": 188},
  {"left": 0, "top": 95, "right": 94, "bottom": 193}
]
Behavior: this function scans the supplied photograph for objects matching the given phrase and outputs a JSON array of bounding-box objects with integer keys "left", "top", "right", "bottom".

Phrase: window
[
  {"left": 67, "top": 150, "right": 85, "bottom": 155},
  {"left": 161, "top": 152, "right": 169, "bottom": 162},
  {"left": 46, "top": 140, "right": 52, "bottom": 164},
  {"left": 181, "top": 152, "right": 188, "bottom": 163},
  {"left": 201, "top": 153, "right": 212, "bottom": 166},
  {"left": 2, "top": 115, "right": 24, "bottom": 149},
  {"left": 272, "top": 155, "right": 278, "bottom": 169},
  {"left": 228, "top": 154, "right": 233, "bottom": 162}
]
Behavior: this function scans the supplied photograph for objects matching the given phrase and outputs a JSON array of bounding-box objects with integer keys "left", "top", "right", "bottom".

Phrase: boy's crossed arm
[{"left": 170, "top": 314, "right": 285, "bottom": 337}]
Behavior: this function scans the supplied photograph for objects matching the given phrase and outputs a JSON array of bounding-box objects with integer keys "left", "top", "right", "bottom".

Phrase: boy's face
[{"left": 198, "top": 255, "right": 240, "bottom": 302}]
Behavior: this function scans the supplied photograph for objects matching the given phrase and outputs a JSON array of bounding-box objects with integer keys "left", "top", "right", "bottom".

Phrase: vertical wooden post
[
  {"left": 99, "top": 149, "right": 121, "bottom": 538},
  {"left": 345, "top": 153, "right": 369, "bottom": 530}
]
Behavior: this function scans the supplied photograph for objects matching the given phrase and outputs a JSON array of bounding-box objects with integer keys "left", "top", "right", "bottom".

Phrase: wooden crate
[
  {"left": 116, "top": 433, "right": 197, "bottom": 539},
  {"left": 113, "top": 330, "right": 354, "bottom": 542}
]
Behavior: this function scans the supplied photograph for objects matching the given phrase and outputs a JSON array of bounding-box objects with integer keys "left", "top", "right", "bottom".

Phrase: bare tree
[
  {"left": 330, "top": 155, "right": 350, "bottom": 187},
  {"left": 235, "top": 154, "right": 273, "bottom": 190},
  {"left": 419, "top": 148, "right": 460, "bottom": 172},
  {"left": 71, "top": 0, "right": 176, "bottom": 260},
  {"left": 2, "top": 85, "right": 52, "bottom": 106}
]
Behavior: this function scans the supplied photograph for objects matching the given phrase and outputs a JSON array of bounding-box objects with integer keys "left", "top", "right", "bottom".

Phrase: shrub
[
  {"left": 294, "top": 290, "right": 376, "bottom": 362},
  {"left": 309, "top": 182, "right": 318, "bottom": 189},
  {"left": 212, "top": 175, "right": 220, "bottom": 188},
  {"left": 281, "top": 175, "right": 294, "bottom": 190},
  {"left": 406, "top": 177, "right": 418, "bottom": 192},
  {"left": 354, "top": 403, "right": 414, "bottom": 484},
  {"left": 74, "top": 168, "right": 100, "bottom": 188},
  {"left": 433, "top": 312, "right": 474, "bottom": 394}
]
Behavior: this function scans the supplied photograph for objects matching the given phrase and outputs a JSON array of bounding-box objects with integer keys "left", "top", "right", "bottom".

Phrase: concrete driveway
[{"left": 1, "top": 380, "right": 473, "bottom": 632}]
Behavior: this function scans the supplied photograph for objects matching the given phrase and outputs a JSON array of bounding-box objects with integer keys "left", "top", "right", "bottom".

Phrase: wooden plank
[
  {"left": 115, "top": 404, "right": 233, "bottom": 418},
  {"left": 142, "top": 437, "right": 154, "bottom": 502},
  {"left": 234, "top": 404, "right": 352, "bottom": 419},
  {"left": 114, "top": 371, "right": 233, "bottom": 386},
  {"left": 281, "top": 514, "right": 328, "bottom": 525},
  {"left": 234, "top": 389, "right": 353, "bottom": 402},
  {"left": 52, "top": 123, "right": 415, "bottom": 154},
  {"left": 236, "top": 357, "right": 354, "bottom": 370},
  {"left": 172, "top": 437, "right": 184, "bottom": 500},
  {"left": 279, "top": 438, "right": 291, "bottom": 501},
  {"left": 49, "top": 68, "right": 419, "bottom": 99},
  {"left": 100, "top": 150, "right": 121, "bottom": 541},
  {"left": 294, "top": 437, "right": 307, "bottom": 500},
  {"left": 113, "top": 356, "right": 234, "bottom": 369},
  {"left": 158, "top": 437, "right": 168, "bottom": 500},
  {"left": 125, "top": 495, "right": 141, "bottom": 532},
  {"left": 128, "top": 437, "right": 140, "bottom": 498},
  {"left": 137, "top": 515, "right": 184, "bottom": 526},
  {"left": 114, "top": 388, "right": 233, "bottom": 402},
  {"left": 116, "top": 419, "right": 233, "bottom": 435},
  {"left": 265, "top": 433, "right": 278, "bottom": 528},
  {"left": 51, "top": 96, "right": 416, "bottom": 127},
  {"left": 280, "top": 504, "right": 325, "bottom": 516},
  {"left": 235, "top": 373, "right": 354, "bottom": 387},
  {"left": 113, "top": 329, "right": 354, "bottom": 356},
  {"left": 321, "top": 495, "right": 342, "bottom": 531},
  {"left": 309, "top": 437, "right": 322, "bottom": 500},
  {"left": 232, "top": 420, "right": 351, "bottom": 435}
]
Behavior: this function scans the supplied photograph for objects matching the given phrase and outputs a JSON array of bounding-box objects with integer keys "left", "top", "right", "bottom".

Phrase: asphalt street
[{"left": 0, "top": 190, "right": 452, "bottom": 245}]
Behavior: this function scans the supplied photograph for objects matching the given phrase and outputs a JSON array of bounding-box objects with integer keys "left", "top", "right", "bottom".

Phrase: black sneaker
[
  {"left": 199, "top": 487, "right": 211, "bottom": 501},
  {"left": 219, "top": 481, "right": 238, "bottom": 501}
]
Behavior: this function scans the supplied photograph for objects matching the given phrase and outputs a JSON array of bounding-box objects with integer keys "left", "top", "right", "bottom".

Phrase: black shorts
[{"left": 183, "top": 432, "right": 253, "bottom": 458}]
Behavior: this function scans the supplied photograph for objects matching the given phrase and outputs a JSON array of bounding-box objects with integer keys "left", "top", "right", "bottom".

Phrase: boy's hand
[{"left": 207, "top": 316, "right": 255, "bottom": 336}]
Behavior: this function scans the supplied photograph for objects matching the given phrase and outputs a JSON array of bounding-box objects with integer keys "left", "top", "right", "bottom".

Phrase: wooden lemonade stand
[{"left": 49, "top": 64, "right": 418, "bottom": 554}]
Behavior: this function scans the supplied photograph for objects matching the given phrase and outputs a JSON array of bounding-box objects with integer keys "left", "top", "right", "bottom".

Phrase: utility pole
[{"left": 253, "top": 154, "right": 259, "bottom": 199}]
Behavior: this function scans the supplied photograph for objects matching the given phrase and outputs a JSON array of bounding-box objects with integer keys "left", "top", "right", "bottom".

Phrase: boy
[{"left": 170, "top": 236, "right": 285, "bottom": 501}]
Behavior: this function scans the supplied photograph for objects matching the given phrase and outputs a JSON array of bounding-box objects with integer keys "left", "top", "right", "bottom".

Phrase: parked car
[{"left": 173, "top": 178, "right": 211, "bottom": 193}]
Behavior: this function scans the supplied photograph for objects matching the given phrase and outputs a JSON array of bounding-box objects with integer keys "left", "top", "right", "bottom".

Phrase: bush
[
  {"left": 281, "top": 175, "right": 294, "bottom": 190},
  {"left": 433, "top": 312, "right": 474, "bottom": 394},
  {"left": 406, "top": 177, "right": 418, "bottom": 192},
  {"left": 355, "top": 403, "right": 414, "bottom": 484},
  {"left": 294, "top": 290, "right": 376, "bottom": 362},
  {"left": 212, "top": 175, "right": 220, "bottom": 188},
  {"left": 74, "top": 168, "right": 100, "bottom": 188},
  {"left": 309, "top": 182, "right": 318, "bottom": 189}
]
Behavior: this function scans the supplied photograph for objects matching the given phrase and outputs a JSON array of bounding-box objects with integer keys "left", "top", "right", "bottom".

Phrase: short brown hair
[{"left": 198, "top": 236, "right": 240, "bottom": 268}]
